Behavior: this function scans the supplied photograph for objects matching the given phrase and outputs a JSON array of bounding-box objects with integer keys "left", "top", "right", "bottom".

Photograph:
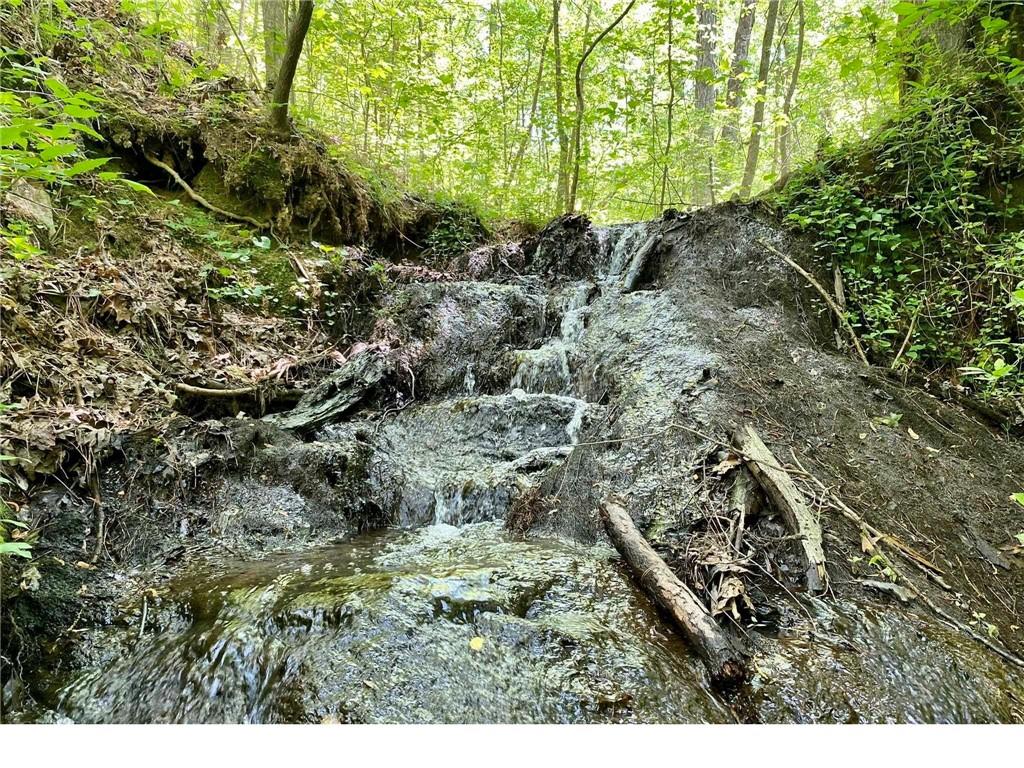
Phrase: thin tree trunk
[
  {"left": 568, "top": 0, "right": 637, "bottom": 214},
  {"left": 721, "top": 0, "right": 756, "bottom": 143},
  {"left": 268, "top": 0, "right": 313, "bottom": 133},
  {"left": 739, "top": 0, "right": 780, "bottom": 199},
  {"left": 693, "top": 2, "right": 719, "bottom": 204},
  {"left": 660, "top": 2, "right": 675, "bottom": 208},
  {"left": 779, "top": 0, "right": 805, "bottom": 178},
  {"left": 262, "top": 0, "right": 287, "bottom": 91},
  {"left": 508, "top": 17, "right": 553, "bottom": 192},
  {"left": 552, "top": 0, "right": 569, "bottom": 214}
]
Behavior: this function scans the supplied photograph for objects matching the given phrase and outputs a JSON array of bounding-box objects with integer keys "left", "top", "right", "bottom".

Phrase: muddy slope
[{"left": 5, "top": 203, "right": 1024, "bottom": 723}]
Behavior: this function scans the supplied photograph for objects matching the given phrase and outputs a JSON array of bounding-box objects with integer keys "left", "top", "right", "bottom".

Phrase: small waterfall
[
  {"left": 565, "top": 399, "right": 586, "bottom": 444},
  {"left": 433, "top": 485, "right": 465, "bottom": 525},
  {"left": 597, "top": 222, "right": 651, "bottom": 279},
  {"left": 509, "top": 282, "right": 592, "bottom": 395}
]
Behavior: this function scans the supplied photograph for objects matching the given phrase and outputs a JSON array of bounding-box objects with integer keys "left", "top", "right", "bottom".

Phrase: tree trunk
[
  {"left": 268, "top": 0, "right": 313, "bottom": 133},
  {"left": 779, "top": 0, "right": 805, "bottom": 179},
  {"left": 552, "top": 0, "right": 569, "bottom": 215},
  {"left": 567, "top": 0, "right": 636, "bottom": 214},
  {"left": 739, "top": 0, "right": 780, "bottom": 199},
  {"left": 721, "top": 0, "right": 756, "bottom": 144},
  {"left": 262, "top": 0, "right": 287, "bottom": 92},
  {"left": 693, "top": 2, "right": 719, "bottom": 204},
  {"left": 507, "top": 17, "right": 553, "bottom": 192},
  {"left": 660, "top": 2, "right": 675, "bottom": 209}
]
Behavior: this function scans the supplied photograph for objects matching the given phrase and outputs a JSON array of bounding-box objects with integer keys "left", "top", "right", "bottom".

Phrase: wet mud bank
[{"left": 6, "top": 203, "right": 1024, "bottom": 723}]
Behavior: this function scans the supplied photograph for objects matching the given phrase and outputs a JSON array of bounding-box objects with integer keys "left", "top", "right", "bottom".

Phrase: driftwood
[
  {"left": 600, "top": 498, "right": 746, "bottom": 685},
  {"left": 144, "top": 153, "right": 267, "bottom": 229},
  {"left": 268, "top": 351, "right": 392, "bottom": 431},
  {"left": 727, "top": 466, "right": 759, "bottom": 551},
  {"left": 622, "top": 232, "right": 660, "bottom": 292},
  {"left": 733, "top": 424, "right": 828, "bottom": 593}
]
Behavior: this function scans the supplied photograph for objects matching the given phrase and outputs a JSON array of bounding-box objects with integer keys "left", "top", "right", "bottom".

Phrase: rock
[{"left": 4, "top": 179, "right": 55, "bottom": 236}]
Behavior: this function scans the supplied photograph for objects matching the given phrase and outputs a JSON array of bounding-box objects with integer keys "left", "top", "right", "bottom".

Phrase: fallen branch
[
  {"left": 600, "top": 497, "right": 747, "bottom": 685},
  {"left": 733, "top": 424, "right": 828, "bottom": 593},
  {"left": 174, "top": 382, "right": 258, "bottom": 399},
  {"left": 144, "top": 153, "right": 267, "bottom": 229},
  {"left": 757, "top": 238, "right": 869, "bottom": 366},
  {"left": 622, "top": 231, "right": 660, "bottom": 292}
]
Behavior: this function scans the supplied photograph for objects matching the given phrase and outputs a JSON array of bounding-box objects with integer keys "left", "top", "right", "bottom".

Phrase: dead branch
[
  {"left": 733, "top": 424, "right": 828, "bottom": 593},
  {"left": 622, "top": 231, "right": 660, "bottom": 292},
  {"left": 600, "top": 497, "right": 747, "bottom": 685},
  {"left": 174, "top": 382, "right": 258, "bottom": 398},
  {"left": 757, "top": 238, "right": 869, "bottom": 365},
  {"left": 144, "top": 153, "right": 267, "bottom": 229}
]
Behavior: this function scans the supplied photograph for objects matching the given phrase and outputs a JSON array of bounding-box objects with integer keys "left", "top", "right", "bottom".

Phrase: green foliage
[
  {"left": 0, "top": 451, "right": 32, "bottom": 560},
  {"left": 424, "top": 203, "right": 488, "bottom": 262},
  {"left": 777, "top": 70, "right": 1024, "bottom": 399}
]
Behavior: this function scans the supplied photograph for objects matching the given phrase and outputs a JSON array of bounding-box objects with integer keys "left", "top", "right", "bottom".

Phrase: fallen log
[
  {"left": 267, "top": 350, "right": 391, "bottom": 431},
  {"left": 600, "top": 497, "right": 747, "bottom": 686},
  {"left": 733, "top": 424, "right": 828, "bottom": 593},
  {"left": 622, "top": 232, "right": 660, "bottom": 292}
]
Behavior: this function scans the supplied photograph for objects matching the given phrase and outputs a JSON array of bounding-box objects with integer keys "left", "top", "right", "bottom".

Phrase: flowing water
[
  {"left": 49, "top": 523, "right": 730, "bottom": 723},
  {"left": 18, "top": 217, "right": 1024, "bottom": 723}
]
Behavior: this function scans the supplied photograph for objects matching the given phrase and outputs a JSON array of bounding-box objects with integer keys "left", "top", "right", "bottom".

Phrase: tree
[
  {"left": 740, "top": 0, "right": 780, "bottom": 198},
  {"left": 262, "top": 0, "right": 287, "bottom": 92},
  {"left": 268, "top": 0, "right": 314, "bottom": 133},
  {"left": 552, "top": 0, "right": 569, "bottom": 214},
  {"left": 779, "top": 0, "right": 805, "bottom": 178},
  {"left": 660, "top": 0, "right": 676, "bottom": 208},
  {"left": 721, "top": 0, "right": 756, "bottom": 144},
  {"left": 567, "top": 0, "right": 637, "bottom": 213},
  {"left": 693, "top": 1, "right": 719, "bottom": 203}
]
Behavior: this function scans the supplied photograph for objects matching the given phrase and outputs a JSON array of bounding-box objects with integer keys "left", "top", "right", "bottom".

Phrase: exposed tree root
[{"left": 144, "top": 153, "right": 267, "bottom": 229}]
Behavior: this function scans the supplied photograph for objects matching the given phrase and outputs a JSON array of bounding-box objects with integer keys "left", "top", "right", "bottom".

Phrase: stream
[{"left": 17, "top": 211, "right": 1024, "bottom": 723}]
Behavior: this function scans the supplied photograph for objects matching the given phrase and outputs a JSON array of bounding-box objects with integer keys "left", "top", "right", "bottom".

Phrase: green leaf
[
  {"left": 62, "top": 102, "right": 100, "bottom": 119},
  {"left": 39, "top": 143, "right": 79, "bottom": 161},
  {"left": 43, "top": 76, "right": 72, "bottom": 100},
  {"left": 63, "top": 157, "right": 110, "bottom": 177},
  {"left": 0, "top": 541, "right": 33, "bottom": 558},
  {"left": 1012, "top": 493, "right": 1024, "bottom": 508},
  {"left": 116, "top": 178, "right": 157, "bottom": 196}
]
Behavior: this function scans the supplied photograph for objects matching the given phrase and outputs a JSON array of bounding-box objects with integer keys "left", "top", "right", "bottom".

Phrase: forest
[{"left": 1, "top": 0, "right": 1024, "bottom": 727}]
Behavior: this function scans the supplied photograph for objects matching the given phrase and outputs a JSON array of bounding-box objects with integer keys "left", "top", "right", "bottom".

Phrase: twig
[
  {"left": 144, "top": 153, "right": 266, "bottom": 229},
  {"left": 174, "top": 382, "right": 257, "bottom": 398},
  {"left": 138, "top": 594, "right": 148, "bottom": 640},
  {"left": 891, "top": 309, "right": 919, "bottom": 369},
  {"left": 797, "top": 460, "right": 951, "bottom": 589},
  {"left": 757, "top": 238, "right": 869, "bottom": 365}
]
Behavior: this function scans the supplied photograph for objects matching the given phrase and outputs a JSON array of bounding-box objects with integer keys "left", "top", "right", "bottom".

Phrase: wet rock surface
[{"left": 10, "top": 203, "right": 1024, "bottom": 723}]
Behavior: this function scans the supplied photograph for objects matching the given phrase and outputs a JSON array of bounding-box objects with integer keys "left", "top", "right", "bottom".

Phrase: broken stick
[
  {"left": 733, "top": 424, "right": 828, "bottom": 593},
  {"left": 756, "top": 238, "right": 869, "bottom": 366},
  {"left": 600, "top": 497, "right": 746, "bottom": 685}
]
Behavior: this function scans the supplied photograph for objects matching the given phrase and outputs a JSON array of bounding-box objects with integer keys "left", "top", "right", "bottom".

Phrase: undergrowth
[{"left": 776, "top": 80, "right": 1024, "bottom": 402}]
